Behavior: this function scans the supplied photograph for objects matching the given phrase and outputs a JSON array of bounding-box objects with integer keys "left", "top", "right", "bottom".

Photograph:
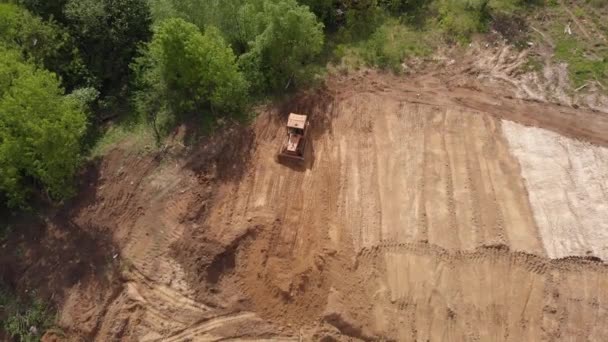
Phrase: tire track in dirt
[
  {"left": 188, "top": 85, "right": 552, "bottom": 330},
  {"left": 64, "top": 149, "right": 292, "bottom": 341},
  {"left": 355, "top": 242, "right": 608, "bottom": 341},
  {"left": 327, "top": 93, "right": 544, "bottom": 254},
  {"left": 161, "top": 312, "right": 290, "bottom": 342},
  {"left": 92, "top": 163, "right": 221, "bottom": 340},
  {"left": 169, "top": 73, "right": 608, "bottom": 340}
]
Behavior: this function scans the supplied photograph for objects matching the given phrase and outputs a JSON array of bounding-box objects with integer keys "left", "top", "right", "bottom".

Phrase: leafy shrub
[
  {"left": 338, "top": 0, "right": 385, "bottom": 42},
  {"left": 150, "top": 0, "right": 247, "bottom": 49},
  {"left": 436, "top": 0, "right": 538, "bottom": 42},
  {"left": 1, "top": 288, "right": 55, "bottom": 342},
  {"left": 298, "top": 0, "right": 341, "bottom": 30},
  {"left": 379, "top": 0, "right": 433, "bottom": 25}
]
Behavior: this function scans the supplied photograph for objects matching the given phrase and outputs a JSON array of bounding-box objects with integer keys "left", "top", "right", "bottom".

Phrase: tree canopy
[
  {"left": 238, "top": 0, "right": 325, "bottom": 92},
  {"left": 63, "top": 0, "right": 152, "bottom": 94},
  {"left": 0, "top": 3, "right": 88, "bottom": 90},
  {"left": 133, "top": 18, "right": 248, "bottom": 137},
  {"left": 0, "top": 48, "right": 87, "bottom": 206}
]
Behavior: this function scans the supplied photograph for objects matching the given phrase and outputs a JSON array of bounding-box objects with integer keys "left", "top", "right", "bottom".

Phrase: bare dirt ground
[
  {"left": 2, "top": 67, "right": 608, "bottom": 341},
  {"left": 170, "top": 71, "right": 608, "bottom": 341}
]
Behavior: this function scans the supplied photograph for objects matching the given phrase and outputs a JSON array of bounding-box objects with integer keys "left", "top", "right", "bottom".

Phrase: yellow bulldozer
[{"left": 277, "top": 113, "right": 310, "bottom": 165}]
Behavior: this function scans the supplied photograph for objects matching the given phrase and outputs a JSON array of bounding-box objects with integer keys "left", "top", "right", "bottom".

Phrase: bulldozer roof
[{"left": 287, "top": 113, "right": 307, "bottom": 129}]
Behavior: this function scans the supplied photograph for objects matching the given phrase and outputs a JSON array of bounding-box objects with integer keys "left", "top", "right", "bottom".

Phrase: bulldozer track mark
[
  {"left": 362, "top": 240, "right": 608, "bottom": 340},
  {"left": 442, "top": 111, "right": 459, "bottom": 249},
  {"left": 417, "top": 105, "right": 430, "bottom": 244},
  {"left": 161, "top": 312, "right": 260, "bottom": 342},
  {"left": 126, "top": 271, "right": 209, "bottom": 311},
  {"left": 356, "top": 241, "right": 606, "bottom": 271}
]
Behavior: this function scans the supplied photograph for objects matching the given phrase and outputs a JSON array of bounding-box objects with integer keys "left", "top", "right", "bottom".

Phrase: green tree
[
  {"left": 150, "top": 0, "right": 250, "bottom": 53},
  {"left": 133, "top": 18, "right": 249, "bottom": 140},
  {"left": 0, "top": 48, "right": 87, "bottom": 207},
  {"left": 297, "top": 0, "right": 340, "bottom": 30},
  {"left": 378, "top": 0, "right": 431, "bottom": 25},
  {"left": 238, "top": 0, "right": 325, "bottom": 92},
  {"left": 0, "top": 3, "right": 90, "bottom": 90},
  {"left": 64, "top": 0, "right": 152, "bottom": 94},
  {"left": 16, "top": 0, "right": 69, "bottom": 21}
]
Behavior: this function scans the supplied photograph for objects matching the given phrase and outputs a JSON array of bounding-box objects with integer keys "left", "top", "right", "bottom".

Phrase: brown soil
[{"left": 2, "top": 68, "right": 608, "bottom": 341}]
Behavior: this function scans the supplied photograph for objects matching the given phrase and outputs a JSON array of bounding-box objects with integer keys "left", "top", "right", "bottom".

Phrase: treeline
[
  {"left": 0, "top": 0, "right": 538, "bottom": 208},
  {"left": 0, "top": 0, "right": 151, "bottom": 207}
]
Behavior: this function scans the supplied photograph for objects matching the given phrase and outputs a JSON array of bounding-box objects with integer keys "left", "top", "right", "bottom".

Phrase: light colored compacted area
[{"left": 503, "top": 120, "right": 608, "bottom": 260}]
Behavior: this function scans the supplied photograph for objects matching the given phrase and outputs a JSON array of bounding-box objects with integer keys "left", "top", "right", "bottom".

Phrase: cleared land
[{"left": 16, "top": 72, "right": 608, "bottom": 341}]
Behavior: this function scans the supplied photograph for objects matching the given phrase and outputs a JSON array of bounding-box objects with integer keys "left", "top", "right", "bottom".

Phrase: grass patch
[
  {"left": 89, "top": 120, "right": 155, "bottom": 158},
  {"left": 523, "top": 54, "right": 544, "bottom": 72},
  {"left": 333, "top": 19, "right": 437, "bottom": 73},
  {"left": 534, "top": 2, "right": 608, "bottom": 89},
  {"left": 438, "top": 0, "right": 490, "bottom": 42},
  {"left": 361, "top": 20, "right": 436, "bottom": 72},
  {"left": 554, "top": 35, "right": 608, "bottom": 88},
  {"left": 0, "top": 287, "right": 56, "bottom": 342}
]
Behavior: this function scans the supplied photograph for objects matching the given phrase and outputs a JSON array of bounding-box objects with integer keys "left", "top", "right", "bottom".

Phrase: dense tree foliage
[
  {"left": 0, "top": 0, "right": 543, "bottom": 208},
  {"left": 16, "top": 0, "right": 69, "bottom": 21},
  {"left": 133, "top": 18, "right": 248, "bottom": 139},
  {"left": 0, "top": 48, "right": 87, "bottom": 206},
  {"left": 151, "top": 0, "right": 244, "bottom": 45},
  {"left": 0, "top": 3, "right": 64, "bottom": 64},
  {"left": 238, "top": 0, "right": 325, "bottom": 92},
  {"left": 63, "top": 0, "right": 152, "bottom": 94},
  {"left": 0, "top": 3, "right": 89, "bottom": 89},
  {"left": 297, "top": 0, "right": 341, "bottom": 29},
  {"left": 150, "top": 0, "right": 324, "bottom": 92}
]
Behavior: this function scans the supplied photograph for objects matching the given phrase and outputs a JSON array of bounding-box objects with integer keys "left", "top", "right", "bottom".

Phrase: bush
[
  {"left": 1, "top": 288, "right": 55, "bottom": 342},
  {"left": 149, "top": 0, "right": 249, "bottom": 52},
  {"left": 379, "top": 0, "right": 432, "bottom": 25},
  {"left": 298, "top": 0, "right": 341, "bottom": 30}
]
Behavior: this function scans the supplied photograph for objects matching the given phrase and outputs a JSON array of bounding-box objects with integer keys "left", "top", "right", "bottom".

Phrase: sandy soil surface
[
  {"left": 3, "top": 70, "right": 607, "bottom": 341},
  {"left": 503, "top": 120, "right": 608, "bottom": 259},
  {"left": 171, "top": 72, "right": 608, "bottom": 340}
]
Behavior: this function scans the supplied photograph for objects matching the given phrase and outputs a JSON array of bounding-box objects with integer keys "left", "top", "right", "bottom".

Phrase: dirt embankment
[{"left": 3, "top": 70, "right": 608, "bottom": 341}]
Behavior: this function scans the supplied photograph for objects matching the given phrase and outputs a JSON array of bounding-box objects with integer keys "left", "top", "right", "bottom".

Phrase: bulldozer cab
[
  {"left": 287, "top": 114, "right": 307, "bottom": 130},
  {"left": 278, "top": 113, "right": 309, "bottom": 164},
  {"left": 286, "top": 114, "right": 307, "bottom": 152}
]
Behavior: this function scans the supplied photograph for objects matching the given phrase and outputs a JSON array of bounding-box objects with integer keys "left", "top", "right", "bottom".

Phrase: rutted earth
[{"left": 22, "top": 71, "right": 608, "bottom": 341}]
